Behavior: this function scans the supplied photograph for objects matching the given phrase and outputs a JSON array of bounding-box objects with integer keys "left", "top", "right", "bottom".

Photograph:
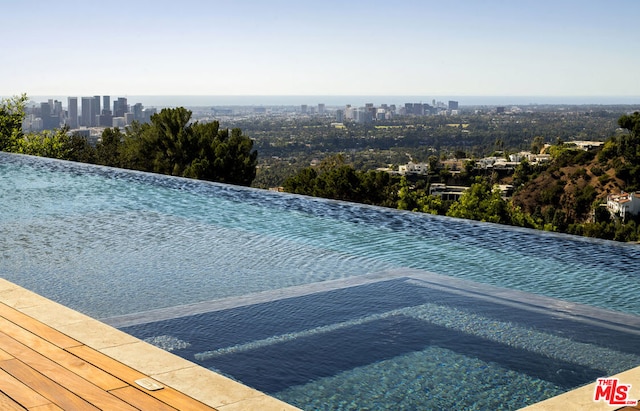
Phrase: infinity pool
[{"left": 2, "top": 152, "right": 640, "bottom": 410}]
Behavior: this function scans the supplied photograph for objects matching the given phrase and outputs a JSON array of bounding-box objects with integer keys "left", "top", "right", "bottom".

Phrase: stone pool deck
[{"left": 0, "top": 278, "right": 299, "bottom": 411}]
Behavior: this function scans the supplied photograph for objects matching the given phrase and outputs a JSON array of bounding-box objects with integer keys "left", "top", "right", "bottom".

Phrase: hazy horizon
[
  {"left": 3, "top": 1, "right": 640, "bottom": 98},
  {"left": 13, "top": 94, "right": 640, "bottom": 108}
]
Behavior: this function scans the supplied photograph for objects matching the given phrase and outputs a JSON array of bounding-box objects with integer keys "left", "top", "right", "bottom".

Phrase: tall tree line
[{"left": 0, "top": 96, "right": 257, "bottom": 186}]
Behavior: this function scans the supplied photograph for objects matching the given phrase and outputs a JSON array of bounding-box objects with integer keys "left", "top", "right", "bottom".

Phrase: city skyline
[
  {"left": 22, "top": 94, "right": 158, "bottom": 132},
  {"left": 2, "top": 1, "right": 640, "bottom": 98}
]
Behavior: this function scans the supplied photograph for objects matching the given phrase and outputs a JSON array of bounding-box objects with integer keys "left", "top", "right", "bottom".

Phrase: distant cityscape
[
  {"left": 22, "top": 96, "right": 158, "bottom": 139},
  {"left": 27, "top": 93, "right": 639, "bottom": 144},
  {"left": 22, "top": 95, "right": 464, "bottom": 136}
]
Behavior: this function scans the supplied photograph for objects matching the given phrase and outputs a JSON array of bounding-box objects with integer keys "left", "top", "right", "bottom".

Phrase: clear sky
[{"left": 2, "top": 0, "right": 639, "bottom": 98}]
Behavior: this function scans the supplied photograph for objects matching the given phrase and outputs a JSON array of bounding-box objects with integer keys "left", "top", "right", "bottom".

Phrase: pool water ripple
[
  {"left": 4, "top": 153, "right": 640, "bottom": 410},
  {"left": 2, "top": 152, "right": 640, "bottom": 316}
]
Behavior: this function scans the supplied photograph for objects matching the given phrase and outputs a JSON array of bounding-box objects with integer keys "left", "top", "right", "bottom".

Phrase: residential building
[
  {"left": 429, "top": 183, "right": 468, "bottom": 201},
  {"left": 571, "top": 141, "right": 605, "bottom": 151},
  {"left": 607, "top": 192, "right": 640, "bottom": 220},
  {"left": 399, "top": 162, "right": 430, "bottom": 175}
]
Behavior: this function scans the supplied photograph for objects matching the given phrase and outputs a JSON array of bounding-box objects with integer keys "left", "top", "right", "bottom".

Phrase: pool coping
[{"left": 0, "top": 277, "right": 301, "bottom": 411}]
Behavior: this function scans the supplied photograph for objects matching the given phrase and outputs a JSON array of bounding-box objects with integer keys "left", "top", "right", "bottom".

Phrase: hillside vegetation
[
  {"left": 283, "top": 112, "right": 640, "bottom": 242},
  {"left": 510, "top": 112, "right": 640, "bottom": 239}
]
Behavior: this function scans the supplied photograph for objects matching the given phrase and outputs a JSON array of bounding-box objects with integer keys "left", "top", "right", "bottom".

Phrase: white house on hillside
[
  {"left": 399, "top": 162, "right": 429, "bottom": 175},
  {"left": 607, "top": 191, "right": 640, "bottom": 220}
]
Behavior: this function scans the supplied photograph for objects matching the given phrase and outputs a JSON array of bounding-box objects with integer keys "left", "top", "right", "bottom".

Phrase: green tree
[
  {"left": 96, "top": 128, "right": 124, "bottom": 167},
  {"left": 531, "top": 136, "right": 545, "bottom": 154},
  {"left": 428, "top": 155, "right": 439, "bottom": 173},
  {"left": 446, "top": 178, "right": 510, "bottom": 224},
  {"left": 618, "top": 112, "right": 640, "bottom": 138},
  {"left": 0, "top": 94, "right": 27, "bottom": 152},
  {"left": 124, "top": 108, "right": 258, "bottom": 186},
  {"left": 282, "top": 167, "right": 319, "bottom": 195},
  {"left": 14, "top": 127, "right": 72, "bottom": 159},
  {"left": 315, "top": 164, "right": 361, "bottom": 201},
  {"left": 397, "top": 177, "right": 419, "bottom": 211},
  {"left": 359, "top": 170, "right": 396, "bottom": 207},
  {"left": 65, "top": 134, "right": 96, "bottom": 163},
  {"left": 512, "top": 160, "right": 533, "bottom": 188},
  {"left": 397, "top": 177, "right": 446, "bottom": 214}
]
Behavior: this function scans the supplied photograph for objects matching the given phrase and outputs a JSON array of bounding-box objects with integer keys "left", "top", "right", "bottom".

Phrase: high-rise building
[
  {"left": 92, "top": 96, "right": 101, "bottom": 126},
  {"left": 40, "top": 102, "right": 53, "bottom": 130},
  {"left": 80, "top": 97, "right": 93, "bottom": 127},
  {"left": 113, "top": 97, "right": 128, "bottom": 118},
  {"left": 318, "top": 103, "right": 325, "bottom": 115},
  {"left": 103, "top": 96, "right": 110, "bottom": 114},
  {"left": 132, "top": 103, "right": 143, "bottom": 122},
  {"left": 67, "top": 97, "right": 78, "bottom": 129},
  {"left": 142, "top": 108, "right": 156, "bottom": 123},
  {"left": 448, "top": 100, "right": 459, "bottom": 110},
  {"left": 53, "top": 100, "right": 63, "bottom": 117},
  {"left": 41, "top": 101, "right": 61, "bottom": 130},
  {"left": 99, "top": 113, "right": 113, "bottom": 127},
  {"left": 405, "top": 103, "right": 424, "bottom": 116}
]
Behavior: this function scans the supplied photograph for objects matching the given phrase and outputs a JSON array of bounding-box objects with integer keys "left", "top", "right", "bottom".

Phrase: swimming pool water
[{"left": 2, "top": 153, "right": 640, "bottom": 410}]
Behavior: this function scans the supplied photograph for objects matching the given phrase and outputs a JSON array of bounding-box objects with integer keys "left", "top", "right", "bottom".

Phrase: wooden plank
[
  {"left": 0, "top": 368, "right": 51, "bottom": 409},
  {"left": 0, "top": 334, "right": 137, "bottom": 411},
  {"left": 0, "top": 347, "right": 14, "bottom": 361},
  {"left": 66, "top": 345, "right": 147, "bottom": 381},
  {"left": 110, "top": 386, "right": 179, "bottom": 411},
  {"left": 0, "top": 317, "right": 127, "bottom": 391},
  {"left": 67, "top": 345, "right": 218, "bottom": 410},
  {"left": 28, "top": 404, "right": 64, "bottom": 411},
  {"left": 0, "top": 303, "right": 80, "bottom": 349},
  {"left": 0, "top": 391, "right": 26, "bottom": 411},
  {"left": 0, "top": 358, "right": 99, "bottom": 411}
]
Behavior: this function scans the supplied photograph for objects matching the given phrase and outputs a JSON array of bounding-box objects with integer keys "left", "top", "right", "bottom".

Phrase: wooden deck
[
  {"left": 0, "top": 279, "right": 299, "bottom": 411},
  {"left": 0, "top": 300, "right": 218, "bottom": 410}
]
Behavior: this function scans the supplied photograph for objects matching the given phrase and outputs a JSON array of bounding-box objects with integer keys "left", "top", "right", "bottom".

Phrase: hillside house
[
  {"left": 572, "top": 141, "right": 605, "bottom": 151},
  {"left": 508, "top": 151, "right": 551, "bottom": 165},
  {"left": 399, "top": 162, "right": 430, "bottom": 175},
  {"left": 607, "top": 191, "right": 640, "bottom": 220},
  {"left": 429, "top": 183, "right": 468, "bottom": 201}
]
